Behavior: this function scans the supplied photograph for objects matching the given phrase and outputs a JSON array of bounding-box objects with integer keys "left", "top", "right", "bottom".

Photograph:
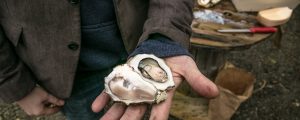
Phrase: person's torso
[
  {"left": 78, "top": 0, "right": 128, "bottom": 71},
  {"left": 0, "top": 0, "right": 148, "bottom": 98}
]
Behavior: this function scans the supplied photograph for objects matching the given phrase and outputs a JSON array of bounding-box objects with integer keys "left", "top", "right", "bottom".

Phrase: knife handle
[{"left": 250, "top": 27, "right": 277, "bottom": 33}]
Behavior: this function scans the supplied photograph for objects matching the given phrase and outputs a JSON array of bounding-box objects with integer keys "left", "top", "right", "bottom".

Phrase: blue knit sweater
[{"left": 78, "top": 0, "right": 189, "bottom": 72}]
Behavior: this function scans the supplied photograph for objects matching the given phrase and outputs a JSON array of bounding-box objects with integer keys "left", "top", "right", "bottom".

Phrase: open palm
[{"left": 91, "top": 55, "right": 219, "bottom": 120}]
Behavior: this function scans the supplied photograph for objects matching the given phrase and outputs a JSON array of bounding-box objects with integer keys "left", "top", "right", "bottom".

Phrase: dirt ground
[
  {"left": 1, "top": 6, "right": 300, "bottom": 120},
  {"left": 229, "top": 6, "right": 300, "bottom": 120}
]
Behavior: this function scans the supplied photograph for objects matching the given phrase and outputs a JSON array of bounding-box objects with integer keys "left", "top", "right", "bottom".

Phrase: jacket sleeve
[
  {"left": 138, "top": 0, "right": 194, "bottom": 49},
  {"left": 0, "top": 25, "right": 36, "bottom": 103},
  {"left": 130, "top": 34, "right": 191, "bottom": 58}
]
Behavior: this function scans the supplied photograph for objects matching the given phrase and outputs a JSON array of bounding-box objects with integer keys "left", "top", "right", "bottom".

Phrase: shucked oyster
[
  {"left": 128, "top": 54, "right": 174, "bottom": 90},
  {"left": 138, "top": 58, "right": 168, "bottom": 83},
  {"left": 197, "top": 0, "right": 222, "bottom": 8},
  {"left": 104, "top": 54, "right": 174, "bottom": 105}
]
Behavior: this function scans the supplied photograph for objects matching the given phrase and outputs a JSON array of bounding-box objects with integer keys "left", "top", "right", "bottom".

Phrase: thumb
[
  {"left": 183, "top": 61, "right": 219, "bottom": 98},
  {"left": 165, "top": 56, "right": 219, "bottom": 98},
  {"left": 173, "top": 57, "right": 219, "bottom": 98}
]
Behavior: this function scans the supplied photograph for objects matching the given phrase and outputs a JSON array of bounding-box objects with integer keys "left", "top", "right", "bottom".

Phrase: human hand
[
  {"left": 16, "top": 86, "right": 65, "bottom": 116},
  {"left": 91, "top": 55, "right": 219, "bottom": 120}
]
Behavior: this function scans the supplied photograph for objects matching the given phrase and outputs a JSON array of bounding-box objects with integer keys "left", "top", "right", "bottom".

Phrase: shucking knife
[{"left": 218, "top": 27, "right": 277, "bottom": 33}]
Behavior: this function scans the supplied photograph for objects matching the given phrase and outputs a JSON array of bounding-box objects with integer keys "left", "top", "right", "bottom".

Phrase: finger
[
  {"left": 120, "top": 105, "right": 147, "bottom": 120},
  {"left": 91, "top": 91, "right": 111, "bottom": 113},
  {"left": 150, "top": 89, "right": 175, "bottom": 120},
  {"left": 46, "top": 94, "right": 65, "bottom": 106},
  {"left": 100, "top": 103, "right": 126, "bottom": 120},
  {"left": 149, "top": 77, "right": 181, "bottom": 120},
  {"left": 41, "top": 107, "right": 61, "bottom": 115}
]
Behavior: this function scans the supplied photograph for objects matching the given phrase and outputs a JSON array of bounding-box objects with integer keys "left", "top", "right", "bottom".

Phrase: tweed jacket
[{"left": 0, "top": 0, "right": 193, "bottom": 103}]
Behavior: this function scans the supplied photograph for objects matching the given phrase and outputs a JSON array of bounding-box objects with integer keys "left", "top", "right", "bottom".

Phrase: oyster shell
[
  {"left": 104, "top": 54, "right": 174, "bottom": 105},
  {"left": 197, "top": 0, "right": 222, "bottom": 8},
  {"left": 211, "top": 0, "right": 221, "bottom": 4}
]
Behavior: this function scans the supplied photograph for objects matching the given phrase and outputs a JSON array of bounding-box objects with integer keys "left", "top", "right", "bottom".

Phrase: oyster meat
[
  {"left": 138, "top": 58, "right": 168, "bottom": 83},
  {"left": 104, "top": 54, "right": 174, "bottom": 105}
]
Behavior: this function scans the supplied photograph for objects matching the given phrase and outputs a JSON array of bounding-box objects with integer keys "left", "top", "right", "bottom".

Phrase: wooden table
[{"left": 177, "top": 0, "right": 278, "bottom": 97}]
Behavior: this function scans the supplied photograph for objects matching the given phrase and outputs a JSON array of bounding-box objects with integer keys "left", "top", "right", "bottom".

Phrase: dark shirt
[
  {"left": 79, "top": 0, "right": 189, "bottom": 72},
  {"left": 78, "top": 0, "right": 127, "bottom": 71}
]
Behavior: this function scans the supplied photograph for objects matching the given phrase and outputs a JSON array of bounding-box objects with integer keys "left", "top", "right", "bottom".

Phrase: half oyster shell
[
  {"left": 197, "top": 0, "right": 222, "bottom": 8},
  {"left": 104, "top": 54, "right": 174, "bottom": 105}
]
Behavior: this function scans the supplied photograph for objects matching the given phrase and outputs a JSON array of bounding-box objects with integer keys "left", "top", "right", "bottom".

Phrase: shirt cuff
[{"left": 129, "top": 34, "right": 191, "bottom": 58}]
